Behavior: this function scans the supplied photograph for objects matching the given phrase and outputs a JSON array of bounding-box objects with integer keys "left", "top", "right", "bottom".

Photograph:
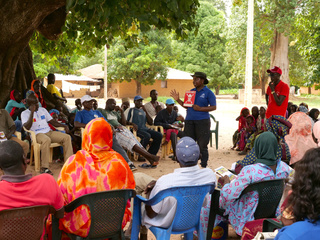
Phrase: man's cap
[
  {"left": 176, "top": 137, "right": 200, "bottom": 166},
  {"left": 81, "top": 95, "right": 93, "bottom": 104},
  {"left": 191, "top": 72, "right": 209, "bottom": 84},
  {"left": 134, "top": 95, "right": 143, "bottom": 101},
  {"left": 122, "top": 97, "right": 130, "bottom": 103},
  {"left": 166, "top": 98, "right": 175, "bottom": 105},
  {"left": 267, "top": 66, "right": 282, "bottom": 75}
]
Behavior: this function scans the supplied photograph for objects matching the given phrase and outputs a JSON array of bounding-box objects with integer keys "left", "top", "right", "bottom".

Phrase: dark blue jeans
[
  {"left": 184, "top": 119, "right": 211, "bottom": 167},
  {"left": 137, "top": 128, "right": 163, "bottom": 155}
]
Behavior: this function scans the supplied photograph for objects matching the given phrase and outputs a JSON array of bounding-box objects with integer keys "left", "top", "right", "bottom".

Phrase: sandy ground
[{"left": 23, "top": 98, "right": 249, "bottom": 239}]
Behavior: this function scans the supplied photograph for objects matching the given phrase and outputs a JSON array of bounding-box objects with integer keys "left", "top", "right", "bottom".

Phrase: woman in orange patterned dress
[{"left": 57, "top": 117, "right": 135, "bottom": 238}]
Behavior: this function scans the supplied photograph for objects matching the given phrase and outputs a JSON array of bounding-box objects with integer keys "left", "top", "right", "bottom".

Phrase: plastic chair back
[
  {"left": 209, "top": 114, "right": 219, "bottom": 149},
  {"left": 240, "top": 179, "right": 285, "bottom": 219},
  {"left": 53, "top": 189, "right": 136, "bottom": 240},
  {"left": 0, "top": 205, "right": 55, "bottom": 240},
  {"left": 206, "top": 179, "right": 285, "bottom": 240},
  {"left": 132, "top": 184, "right": 215, "bottom": 240}
]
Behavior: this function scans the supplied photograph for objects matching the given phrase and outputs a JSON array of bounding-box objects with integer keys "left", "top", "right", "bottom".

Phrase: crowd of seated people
[{"left": 1, "top": 73, "right": 320, "bottom": 240}]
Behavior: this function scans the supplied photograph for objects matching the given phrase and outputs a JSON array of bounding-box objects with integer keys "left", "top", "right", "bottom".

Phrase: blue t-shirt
[
  {"left": 275, "top": 218, "right": 320, "bottom": 240},
  {"left": 127, "top": 108, "right": 147, "bottom": 130},
  {"left": 75, "top": 109, "right": 106, "bottom": 124},
  {"left": 186, "top": 86, "right": 216, "bottom": 121}
]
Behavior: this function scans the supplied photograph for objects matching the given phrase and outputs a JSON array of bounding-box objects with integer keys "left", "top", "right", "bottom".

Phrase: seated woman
[
  {"left": 57, "top": 118, "right": 135, "bottom": 237},
  {"left": 238, "top": 115, "right": 256, "bottom": 155},
  {"left": 235, "top": 115, "right": 292, "bottom": 173},
  {"left": 275, "top": 148, "right": 320, "bottom": 239},
  {"left": 31, "top": 79, "right": 47, "bottom": 109},
  {"left": 285, "top": 112, "right": 317, "bottom": 165},
  {"left": 5, "top": 90, "right": 26, "bottom": 121},
  {"left": 218, "top": 132, "right": 291, "bottom": 236},
  {"left": 232, "top": 107, "right": 250, "bottom": 150}
]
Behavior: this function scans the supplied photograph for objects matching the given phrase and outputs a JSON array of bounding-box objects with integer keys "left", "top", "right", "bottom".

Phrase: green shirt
[{"left": 97, "top": 108, "right": 121, "bottom": 127}]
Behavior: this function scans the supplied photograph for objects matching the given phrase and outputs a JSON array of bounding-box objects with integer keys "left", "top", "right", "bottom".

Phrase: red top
[
  {"left": 266, "top": 80, "right": 289, "bottom": 119},
  {"left": 0, "top": 174, "right": 64, "bottom": 211}
]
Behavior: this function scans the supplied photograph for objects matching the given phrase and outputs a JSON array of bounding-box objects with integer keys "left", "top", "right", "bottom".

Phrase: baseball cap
[
  {"left": 176, "top": 137, "right": 200, "bottom": 166},
  {"left": 191, "top": 72, "right": 209, "bottom": 84},
  {"left": 166, "top": 98, "right": 175, "bottom": 105},
  {"left": 81, "top": 95, "right": 93, "bottom": 104},
  {"left": 134, "top": 95, "right": 143, "bottom": 101},
  {"left": 267, "top": 66, "right": 282, "bottom": 75}
]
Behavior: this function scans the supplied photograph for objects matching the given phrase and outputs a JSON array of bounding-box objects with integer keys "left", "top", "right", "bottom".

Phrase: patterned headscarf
[
  {"left": 285, "top": 112, "right": 317, "bottom": 165},
  {"left": 266, "top": 115, "right": 292, "bottom": 141},
  {"left": 57, "top": 118, "right": 135, "bottom": 237}
]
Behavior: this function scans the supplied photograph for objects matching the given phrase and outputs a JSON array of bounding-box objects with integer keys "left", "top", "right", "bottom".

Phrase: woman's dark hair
[
  {"left": 288, "top": 147, "right": 320, "bottom": 223},
  {"left": 309, "top": 108, "right": 319, "bottom": 122}
]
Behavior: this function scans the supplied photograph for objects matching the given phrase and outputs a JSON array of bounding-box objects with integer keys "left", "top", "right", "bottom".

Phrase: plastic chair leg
[
  {"left": 215, "top": 132, "right": 218, "bottom": 150},
  {"left": 184, "top": 231, "right": 194, "bottom": 240},
  {"left": 33, "top": 145, "right": 40, "bottom": 172}
]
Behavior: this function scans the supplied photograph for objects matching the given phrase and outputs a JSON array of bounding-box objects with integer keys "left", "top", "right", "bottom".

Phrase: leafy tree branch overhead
[{"left": 0, "top": 0, "right": 200, "bottom": 108}]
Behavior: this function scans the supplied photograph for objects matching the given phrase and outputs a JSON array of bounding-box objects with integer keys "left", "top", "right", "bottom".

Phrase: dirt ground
[{"left": 24, "top": 98, "right": 248, "bottom": 239}]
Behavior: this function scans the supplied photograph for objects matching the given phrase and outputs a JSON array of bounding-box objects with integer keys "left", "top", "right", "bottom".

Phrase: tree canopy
[
  {"left": 107, "top": 29, "right": 175, "bottom": 95},
  {"left": 0, "top": 0, "right": 200, "bottom": 108}
]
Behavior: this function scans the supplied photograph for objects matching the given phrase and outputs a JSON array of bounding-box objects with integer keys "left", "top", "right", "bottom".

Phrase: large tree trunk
[
  {"left": 135, "top": 80, "right": 142, "bottom": 96},
  {"left": 0, "top": 0, "right": 66, "bottom": 108},
  {"left": 270, "top": 30, "right": 290, "bottom": 86}
]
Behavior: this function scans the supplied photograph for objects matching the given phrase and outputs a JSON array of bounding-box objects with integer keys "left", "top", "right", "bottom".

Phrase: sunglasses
[{"left": 269, "top": 73, "right": 277, "bottom": 77}]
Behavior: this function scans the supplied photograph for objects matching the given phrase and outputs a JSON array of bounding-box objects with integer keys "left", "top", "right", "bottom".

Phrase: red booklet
[{"left": 183, "top": 91, "right": 196, "bottom": 107}]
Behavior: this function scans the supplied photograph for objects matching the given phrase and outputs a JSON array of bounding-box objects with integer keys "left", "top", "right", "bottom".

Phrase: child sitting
[
  {"left": 238, "top": 115, "right": 256, "bottom": 154},
  {"left": 232, "top": 107, "right": 250, "bottom": 150}
]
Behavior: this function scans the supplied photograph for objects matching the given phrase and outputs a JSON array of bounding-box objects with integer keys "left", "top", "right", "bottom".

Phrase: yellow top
[{"left": 47, "top": 84, "right": 62, "bottom": 98}]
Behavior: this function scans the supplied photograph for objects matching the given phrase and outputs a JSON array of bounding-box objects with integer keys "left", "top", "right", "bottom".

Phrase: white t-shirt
[
  {"left": 142, "top": 165, "right": 216, "bottom": 228},
  {"left": 21, "top": 107, "right": 52, "bottom": 134}
]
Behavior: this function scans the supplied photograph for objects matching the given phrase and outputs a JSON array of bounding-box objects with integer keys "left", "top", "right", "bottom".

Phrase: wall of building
[
  {"left": 110, "top": 79, "right": 194, "bottom": 98},
  {"left": 300, "top": 85, "right": 320, "bottom": 95}
]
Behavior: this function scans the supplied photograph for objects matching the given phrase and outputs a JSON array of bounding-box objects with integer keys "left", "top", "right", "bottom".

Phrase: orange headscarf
[
  {"left": 30, "top": 79, "right": 46, "bottom": 108},
  {"left": 57, "top": 118, "right": 135, "bottom": 237}
]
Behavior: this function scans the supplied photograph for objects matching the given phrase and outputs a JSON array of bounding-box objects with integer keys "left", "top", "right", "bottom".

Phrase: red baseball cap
[{"left": 267, "top": 66, "right": 282, "bottom": 75}]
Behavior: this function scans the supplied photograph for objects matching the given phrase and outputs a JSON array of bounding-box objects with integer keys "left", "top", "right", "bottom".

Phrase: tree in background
[
  {"left": 107, "top": 29, "right": 175, "bottom": 95},
  {"left": 174, "top": 1, "right": 231, "bottom": 94},
  {"left": 228, "top": 0, "right": 317, "bottom": 92},
  {"left": 0, "top": 0, "right": 200, "bottom": 108},
  {"left": 226, "top": 3, "right": 272, "bottom": 95}
]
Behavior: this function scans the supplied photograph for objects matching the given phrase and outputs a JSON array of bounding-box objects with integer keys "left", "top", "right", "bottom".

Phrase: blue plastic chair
[{"left": 131, "top": 184, "right": 215, "bottom": 240}]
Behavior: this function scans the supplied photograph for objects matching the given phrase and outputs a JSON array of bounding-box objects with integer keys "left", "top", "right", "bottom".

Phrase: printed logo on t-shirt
[
  {"left": 200, "top": 93, "right": 205, "bottom": 98},
  {"left": 41, "top": 115, "right": 45, "bottom": 120},
  {"left": 33, "top": 118, "right": 36, "bottom": 122},
  {"left": 94, "top": 114, "right": 98, "bottom": 118}
]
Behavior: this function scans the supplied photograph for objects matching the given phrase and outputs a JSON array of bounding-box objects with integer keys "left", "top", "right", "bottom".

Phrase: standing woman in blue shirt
[{"left": 170, "top": 72, "right": 216, "bottom": 167}]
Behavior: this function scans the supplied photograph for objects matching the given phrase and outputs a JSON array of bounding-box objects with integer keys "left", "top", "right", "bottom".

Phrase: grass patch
[
  {"left": 217, "top": 89, "right": 239, "bottom": 95},
  {"left": 290, "top": 94, "right": 320, "bottom": 109}
]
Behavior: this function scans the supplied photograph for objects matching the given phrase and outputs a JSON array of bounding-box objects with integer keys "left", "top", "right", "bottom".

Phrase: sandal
[
  {"left": 138, "top": 163, "right": 157, "bottom": 169},
  {"left": 40, "top": 168, "right": 53, "bottom": 175}
]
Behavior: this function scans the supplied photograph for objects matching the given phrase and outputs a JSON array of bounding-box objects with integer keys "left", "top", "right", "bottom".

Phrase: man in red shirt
[
  {"left": 265, "top": 66, "right": 289, "bottom": 119},
  {"left": 0, "top": 140, "right": 64, "bottom": 213}
]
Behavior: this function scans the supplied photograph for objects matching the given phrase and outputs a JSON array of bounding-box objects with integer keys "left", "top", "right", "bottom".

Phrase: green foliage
[
  {"left": 107, "top": 29, "right": 174, "bottom": 87},
  {"left": 32, "top": 50, "right": 80, "bottom": 77},
  {"left": 31, "top": 0, "right": 200, "bottom": 58},
  {"left": 173, "top": 1, "right": 231, "bottom": 89},
  {"left": 292, "top": 2, "right": 320, "bottom": 83},
  {"left": 218, "top": 88, "right": 239, "bottom": 94}
]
